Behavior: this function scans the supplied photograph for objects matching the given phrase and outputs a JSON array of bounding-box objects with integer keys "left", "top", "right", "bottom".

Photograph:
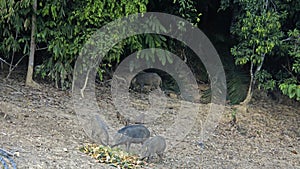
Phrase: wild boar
[
  {"left": 111, "top": 124, "right": 150, "bottom": 152},
  {"left": 131, "top": 72, "right": 162, "bottom": 92},
  {"left": 140, "top": 136, "right": 166, "bottom": 162}
]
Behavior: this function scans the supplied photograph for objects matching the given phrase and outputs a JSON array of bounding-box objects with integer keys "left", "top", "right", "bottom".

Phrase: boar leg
[
  {"left": 147, "top": 155, "right": 153, "bottom": 162},
  {"left": 157, "top": 153, "right": 164, "bottom": 162},
  {"left": 111, "top": 142, "right": 122, "bottom": 148},
  {"left": 125, "top": 142, "right": 131, "bottom": 152}
]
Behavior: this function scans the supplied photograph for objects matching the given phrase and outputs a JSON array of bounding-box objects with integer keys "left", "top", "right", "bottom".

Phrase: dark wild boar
[
  {"left": 111, "top": 124, "right": 150, "bottom": 152},
  {"left": 131, "top": 72, "right": 162, "bottom": 92}
]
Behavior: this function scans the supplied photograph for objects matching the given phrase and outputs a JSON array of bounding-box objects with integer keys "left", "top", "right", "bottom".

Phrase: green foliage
[
  {"left": 1, "top": 0, "right": 150, "bottom": 88},
  {"left": 172, "top": 0, "right": 201, "bottom": 25},
  {"left": 0, "top": 0, "right": 31, "bottom": 58},
  {"left": 277, "top": 28, "right": 300, "bottom": 100},
  {"left": 256, "top": 70, "right": 276, "bottom": 90},
  {"left": 279, "top": 79, "right": 300, "bottom": 101},
  {"left": 221, "top": 0, "right": 300, "bottom": 102},
  {"left": 201, "top": 54, "right": 250, "bottom": 104},
  {"left": 226, "top": 69, "right": 249, "bottom": 104},
  {"left": 129, "top": 0, "right": 202, "bottom": 72},
  {"left": 287, "top": 29, "right": 300, "bottom": 72},
  {"left": 148, "top": 0, "right": 201, "bottom": 26},
  {"left": 231, "top": 10, "right": 283, "bottom": 66},
  {"left": 41, "top": 0, "right": 150, "bottom": 88},
  {"left": 1, "top": 0, "right": 203, "bottom": 89}
]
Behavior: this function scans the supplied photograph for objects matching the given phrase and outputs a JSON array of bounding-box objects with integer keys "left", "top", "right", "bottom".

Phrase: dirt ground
[{"left": 0, "top": 72, "right": 300, "bottom": 169}]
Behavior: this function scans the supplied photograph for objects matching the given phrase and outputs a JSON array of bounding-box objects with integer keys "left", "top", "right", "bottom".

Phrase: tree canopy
[{"left": 0, "top": 0, "right": 299, "bottom": 102}]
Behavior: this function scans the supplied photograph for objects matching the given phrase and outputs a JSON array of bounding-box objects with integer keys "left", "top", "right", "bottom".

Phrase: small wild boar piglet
[
  {"left": 140, "top": 136, "right": 166, "bottom": 162},
  {"left": 111, "top": 124, "right": 150, "bottom": 152}
]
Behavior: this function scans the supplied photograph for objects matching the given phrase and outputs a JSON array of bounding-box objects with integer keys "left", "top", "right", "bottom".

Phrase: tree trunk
[
  {"left": 241, "top": 62, "right": 254, "bottom": 107},
  {"left": 240, "top": 54, "right": 265, "bottom": 109},
  {"left": 241, "top": 55, "right": 265, "bottom": 106},
  {"left": 26, "top": 0, "right": 40, "bottom": 88}
]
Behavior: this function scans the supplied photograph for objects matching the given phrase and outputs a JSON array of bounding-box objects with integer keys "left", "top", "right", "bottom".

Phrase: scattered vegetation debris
[
  {"left": 79, "top": 144, "right": 148, "bottom": 168},
  {"left": 230, "top": 109, "right": 237, "bottom": 126}
]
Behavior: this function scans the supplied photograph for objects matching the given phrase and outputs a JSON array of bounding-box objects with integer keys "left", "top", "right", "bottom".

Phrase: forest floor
[{"left": 0, "top": 71, "right": 300, "bottom": 169}]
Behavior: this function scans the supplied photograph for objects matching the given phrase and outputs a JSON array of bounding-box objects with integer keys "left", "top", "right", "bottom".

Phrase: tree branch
[
  {"left": 281, "top": 35, "right": 300, "bottom": 42},
  {"left": 36, "top": 46, "right": 48, "bottom": 51},
  {"left": 0, "top": 57, "right": 12, "bottom": 67}
]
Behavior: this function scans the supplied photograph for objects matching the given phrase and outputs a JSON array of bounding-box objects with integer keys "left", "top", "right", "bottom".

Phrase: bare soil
[{"left": 0, "top": 72, "right": 299, "bottom": 169}]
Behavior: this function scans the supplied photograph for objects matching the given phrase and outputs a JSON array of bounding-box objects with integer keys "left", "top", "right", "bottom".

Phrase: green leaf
[
  {"left": 288, "top": 84, "right": 296, "bottom": 98},
  {"left": 296, "top": 87, "right": 300, "bottom": 100},
  {"left": 161, "top": 55, "right": 166, "bottom": 66},
  {"left": 166, "top": 54, "right": 173, "bottom": 64}
]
